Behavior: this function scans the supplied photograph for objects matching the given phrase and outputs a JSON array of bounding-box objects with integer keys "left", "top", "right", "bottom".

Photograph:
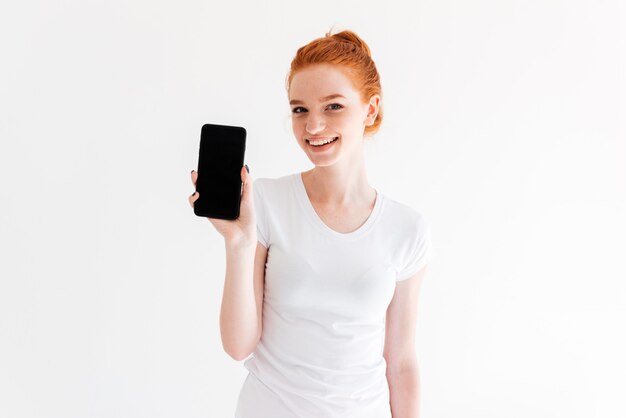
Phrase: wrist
[{"left": 225, "top": 236, "right": 257, "bottom": 253}]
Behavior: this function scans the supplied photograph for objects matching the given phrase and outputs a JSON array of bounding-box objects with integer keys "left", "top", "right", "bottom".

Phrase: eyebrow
[{"left": 289, "top": 94, "right": 346, "bottom": 105}]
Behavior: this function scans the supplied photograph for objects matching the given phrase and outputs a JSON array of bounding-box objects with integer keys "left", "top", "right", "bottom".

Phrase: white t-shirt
[{"left": 235, "top": 172, "right": 433, "bottom": 418}]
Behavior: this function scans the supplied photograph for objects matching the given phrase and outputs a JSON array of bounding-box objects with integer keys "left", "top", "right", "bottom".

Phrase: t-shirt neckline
[{"left": 292, "top": 172, "right": 384, "bottom": 240}]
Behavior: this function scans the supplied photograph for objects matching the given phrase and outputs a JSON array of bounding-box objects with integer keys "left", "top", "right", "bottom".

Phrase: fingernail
[{"left": 245, "top": 164, "right": 249, "bottom": 173}]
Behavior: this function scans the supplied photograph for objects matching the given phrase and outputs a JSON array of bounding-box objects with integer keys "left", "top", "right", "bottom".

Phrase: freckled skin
[{"left": 288, "top": 63, "right": 380, "bottom": 209}]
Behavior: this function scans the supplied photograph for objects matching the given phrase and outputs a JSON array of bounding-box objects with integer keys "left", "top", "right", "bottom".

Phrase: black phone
[{"left": 194, "top": 123, "right": 247, "bottom": 220}]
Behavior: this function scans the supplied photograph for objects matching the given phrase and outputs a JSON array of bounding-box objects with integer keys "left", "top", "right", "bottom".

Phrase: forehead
[{"left": 289, "top": 64, "right": 359, "bottom": 100}]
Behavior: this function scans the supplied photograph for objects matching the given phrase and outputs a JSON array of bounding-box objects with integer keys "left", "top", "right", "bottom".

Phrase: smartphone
[{"left": 194, "top": 123, "right": 247, "bottom": 220}]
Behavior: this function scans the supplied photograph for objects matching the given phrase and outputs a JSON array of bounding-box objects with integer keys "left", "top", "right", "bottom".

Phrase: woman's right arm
[
  {"left": 189, "top": 166, "right": 266, "bottom": 361},
  {"left": 220, "top": 240, "right": 267, "bottom": 360}
]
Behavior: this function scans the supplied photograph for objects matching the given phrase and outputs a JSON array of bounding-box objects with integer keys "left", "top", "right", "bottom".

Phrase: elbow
[
  {"left": 227, "top": 349, "right": 250, "bottom": 362},
  {"left": 223, "top": 340, "right": 259, "bottom": 362},
  {"left": 222, "top": 342, "right": 250, "bottom": 361},
  {"left": 221, "top": 328, "right": 262, "bottom": 361}
]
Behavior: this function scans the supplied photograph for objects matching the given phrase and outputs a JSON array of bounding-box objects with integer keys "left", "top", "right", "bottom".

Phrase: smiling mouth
[{"left": 306, "top": 137, "right": 339, "bottom": 146}]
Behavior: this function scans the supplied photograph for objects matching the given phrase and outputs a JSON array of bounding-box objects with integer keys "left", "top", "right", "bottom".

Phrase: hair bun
[{"left": 326, "top": 29, "right": 372, "bottom": 58}]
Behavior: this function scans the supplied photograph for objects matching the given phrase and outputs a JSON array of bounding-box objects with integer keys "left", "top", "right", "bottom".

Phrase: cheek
[
  {"left": 332, "top": 112, "right": 359, "bottom": 130},
  {"left": 292, "top": 118, "right": 306, "bottom": 137},
  {"left": 291, "top": 117, "right": 301, "bottom": 130}
]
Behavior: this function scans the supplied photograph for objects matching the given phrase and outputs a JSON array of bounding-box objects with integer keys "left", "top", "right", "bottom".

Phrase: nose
[{"left": 305, "top": 114, "right": 326, "bottom": 134}]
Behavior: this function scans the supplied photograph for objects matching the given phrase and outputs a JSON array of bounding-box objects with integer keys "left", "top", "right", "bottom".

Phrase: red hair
[{"left": 285, "top": 28, "right": 384, "bottom": 137}]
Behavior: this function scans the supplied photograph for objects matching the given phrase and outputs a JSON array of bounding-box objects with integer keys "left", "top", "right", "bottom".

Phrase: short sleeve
[
  {"left": 252, "top": 178, "right": 269, "bottom": 248},
  {"left": 396, "top": 215, "right": 432, "bottom": 282}
]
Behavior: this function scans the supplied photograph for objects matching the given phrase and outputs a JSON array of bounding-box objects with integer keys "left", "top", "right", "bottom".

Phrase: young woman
[{"left": 189, "top": 28, "right": 432, "bottom": 418}]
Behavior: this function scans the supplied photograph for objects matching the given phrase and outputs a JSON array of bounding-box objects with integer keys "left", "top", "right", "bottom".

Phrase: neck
[{"left": 301, "top": 162, "right": 375, "bottom": 208}]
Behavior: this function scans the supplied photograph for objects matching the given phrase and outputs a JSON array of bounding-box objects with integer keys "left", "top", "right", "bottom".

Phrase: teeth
[{"left": 309, "top": 137, "right": 338, "bottom": 146}]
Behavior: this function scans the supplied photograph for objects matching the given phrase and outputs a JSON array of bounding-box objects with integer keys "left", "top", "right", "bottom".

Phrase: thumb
[{"left": 241, "top": 164, "right": 253, "bottom": 201}]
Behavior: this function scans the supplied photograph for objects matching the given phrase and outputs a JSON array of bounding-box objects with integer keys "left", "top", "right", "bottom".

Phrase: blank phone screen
[{"left": 194, "top": 124, "right": 247, "bottom": 220}]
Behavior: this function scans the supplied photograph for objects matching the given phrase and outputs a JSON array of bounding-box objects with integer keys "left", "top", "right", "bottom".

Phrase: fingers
[
  {"left": 188, "top": 190, "right": 199, "bottom": 208},
  {"left": 189, "top": 166, "right": 249, "bottom": 209},
  {"left": 240, "top": 164, "right": 252, "bottom": 202},
  {"left": 241, "top": 164, "right": 251, "bottom": 183},
  {"left": 189, "top": 170, "right": 199, "bottom": 208}
]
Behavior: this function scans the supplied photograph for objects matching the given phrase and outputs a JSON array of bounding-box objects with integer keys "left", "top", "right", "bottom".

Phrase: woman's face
[{"left": 288, "top": 63, "right": 379, "bottom": 166}]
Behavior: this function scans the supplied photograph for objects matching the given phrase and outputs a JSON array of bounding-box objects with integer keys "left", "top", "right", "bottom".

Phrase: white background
[{"left": 1, "top": 0, "right": 624, "bottom": 417}]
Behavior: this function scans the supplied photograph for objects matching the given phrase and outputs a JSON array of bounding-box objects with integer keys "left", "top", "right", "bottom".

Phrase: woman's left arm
[{"left": 384, "top": 265, "right": 428, "bottom": 418}]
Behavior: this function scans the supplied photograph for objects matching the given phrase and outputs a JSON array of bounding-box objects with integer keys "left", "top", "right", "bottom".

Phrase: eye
[{"left": 291, "top": 103, "right": 343, "bottom": 114}]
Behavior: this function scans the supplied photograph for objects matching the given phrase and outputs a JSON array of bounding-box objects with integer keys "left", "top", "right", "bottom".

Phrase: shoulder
[
  {"left": 252, "top": 173, "right": 296, "bottom": 207},
  {"left": 253, "top": 173, "right": 292, "bottom": 191},
  {"left": 380, "top": 194, "right": 426, "bottom": 231}
]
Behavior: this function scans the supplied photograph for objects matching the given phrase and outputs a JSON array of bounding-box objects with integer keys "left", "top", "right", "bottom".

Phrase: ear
[{"left": 364, "top": 94, "right": 381, "bottom": 126}]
